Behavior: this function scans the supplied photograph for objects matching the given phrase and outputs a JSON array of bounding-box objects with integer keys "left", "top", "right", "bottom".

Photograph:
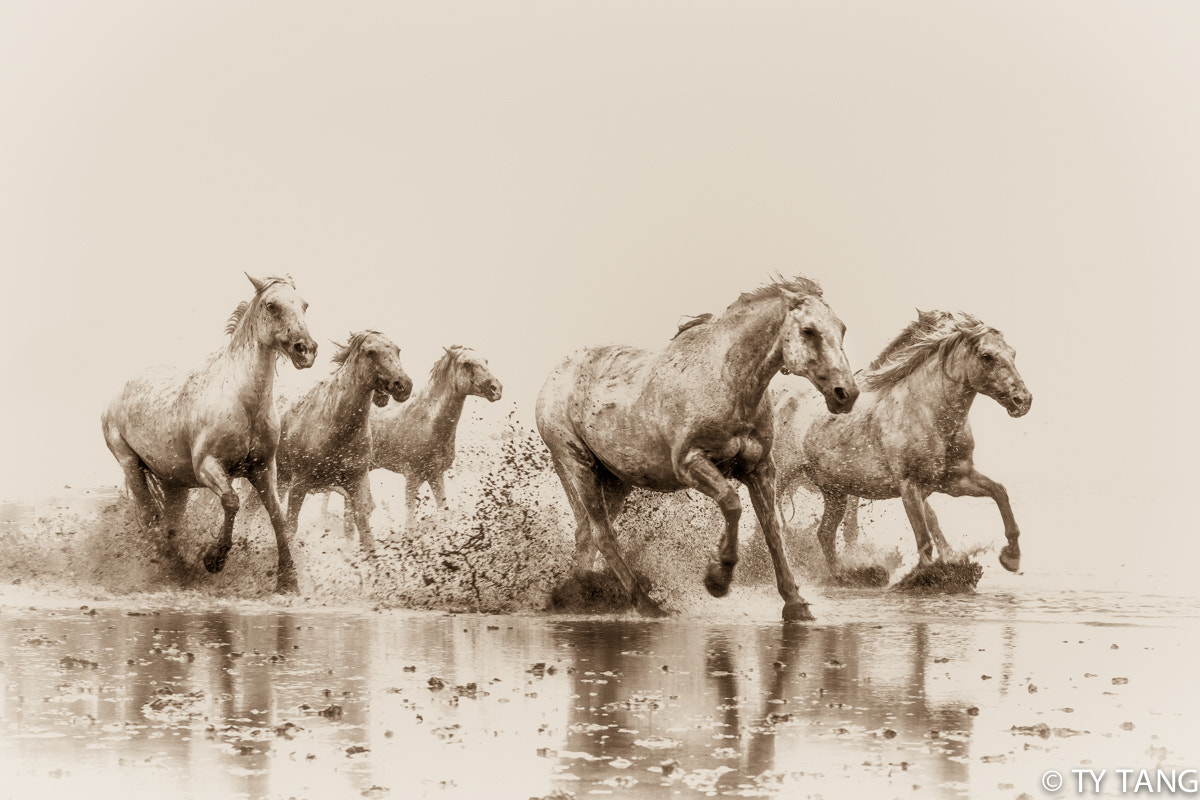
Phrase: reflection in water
[{"left": 1, "top": 598, "right": 1197, "bottom": 799}]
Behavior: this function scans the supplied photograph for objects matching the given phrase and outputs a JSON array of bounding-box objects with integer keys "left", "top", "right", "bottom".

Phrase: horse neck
[
  {"left": 220, "top": 321, "right": 279, "bottom": 412},
  {"left": 900, "top": 350, "right": 977, "bottom": 434},
  {"left": 419, "top": 375, "right": 468, "bottom": 445},
  {"left": 712, "top": 300, "right": 786, "bottom": 411},
  {"left": 325, "top": 359, "right": 376, "bottom": 431}
]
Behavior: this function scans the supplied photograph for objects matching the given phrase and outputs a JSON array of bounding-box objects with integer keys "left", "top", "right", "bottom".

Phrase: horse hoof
[
  {"left": 202, "top": 550, "right": 229, "bottom": 574},
  {"left": 636, "top": 598, "right": 671, "bottom": 619},
  {"left": 999, "top": 546, "right": 1021, "bottom": 573},
  {"left": 276, "top": 573, "right": 299, "bottom": 595},
  {"left": 703, "top": 562, "right": 734, "bottom": 598},
  {"left": 782, "top": 600, "right": 815, "bottom": 622}
]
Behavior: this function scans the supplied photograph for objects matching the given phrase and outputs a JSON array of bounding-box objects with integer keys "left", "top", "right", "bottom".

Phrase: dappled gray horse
[
  {"left": 536, "top": 276, "right": 859, "bottom": 622},
  {"left": 277, "top": 330, "right": 412, "bottom": 551},
  {"left": 367, "top": 345, "right": 502, "bottom": 527},
  {"left": 802, "top": 310, "right": 1031, "bottom": 575},
  {"left": 101, "top": 274, "right": 317, "bottom": 593}
]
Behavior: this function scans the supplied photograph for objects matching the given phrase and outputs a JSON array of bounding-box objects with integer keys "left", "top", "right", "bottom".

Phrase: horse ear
[{"left": 246, "top": 273, "right": 267, "bottom": 294}]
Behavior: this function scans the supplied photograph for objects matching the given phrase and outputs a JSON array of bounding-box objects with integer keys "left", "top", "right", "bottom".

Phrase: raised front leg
[
  {"left": 816, "top": 490, "right": 848, "bottom": 574},
  {"left": 899, "top": 480, "right": 935, "bottom": 566},
  {"left": 742, "top": 459, "right": 814, "bottom": 622},
  {"left": 945, "top": 468, "right": 1021, "bottom": 572},
  {"left": 246, "top": 462, "right": 298, "bottom": 594},
  {"left": 675, "top": 450, "right": 744, "bottom": 600},
  {"left": 193, "top": 453, "right": 239, "bottom": 575},
  {"left": 344, "top": 472, "right": 377, "bottom": 552}
]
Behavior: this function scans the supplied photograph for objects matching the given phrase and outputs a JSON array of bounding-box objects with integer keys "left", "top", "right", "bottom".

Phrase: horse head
[
  {"left": 447, "top": 347, "right": 503, "bottom": 402},
  {"left": 962, "top": 329, "right": 1031, "bottom": 418},
  {"left": 246, "top": 273, "right": 318, "bottom": 369},
  {"left": 778, "top": 290, "right": 859, "bottom": 414},
  {"left": 336, "top": 331, "right": 413, "bottom": 407}
]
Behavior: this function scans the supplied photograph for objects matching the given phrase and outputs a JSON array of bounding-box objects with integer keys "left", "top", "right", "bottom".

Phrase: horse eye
[
  {"left": 265, "top": 302, "right": 278, "bottom": 314},
  {"left": 802, "top": 327, "right": 818, "bottom": 339},
  {"left": 981, "top": 352, "right": 994, "bottom": 362}
]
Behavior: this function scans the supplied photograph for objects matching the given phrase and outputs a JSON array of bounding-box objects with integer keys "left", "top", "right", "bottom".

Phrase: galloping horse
[
  {"left": 801, "top": 310, "right": 1031, "bottom": 575},
  {"left": 368, "top": 345, "right": 503, "bottom": 527},
  {"left": 101, "top": 274, "right": 317, "bottom": 593},
  {"left": 277, "top": 331, "right": 413, "bottom": 551},
  {"left": 536, "top": 276, "right": 860, "bottom": 621}
]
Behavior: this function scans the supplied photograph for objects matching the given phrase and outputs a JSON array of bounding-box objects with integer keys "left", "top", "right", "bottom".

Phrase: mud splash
[{"left": 0, "top": 407, "right": 1003, "bottom": 615}]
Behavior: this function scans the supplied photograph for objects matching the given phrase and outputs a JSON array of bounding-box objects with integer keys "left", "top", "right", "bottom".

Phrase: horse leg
[
  {"left": 549, "top": 455, "right": 598, "bottom": 574},
  {"left": 246, "top": 462, "right": 298, "bottom": 594},
  {"left": 158, "top": 485, "right": 190, "bottom": 569},
  {"left": 922, "top": 499, "right": 959, "bottom": 562},
  {"left": 945, "top": 468, "right": 1021, "bottom": 572},
  {"left": 403, "top": 477, "right": 422, "bottom": 529},
  {"left": 816, "top": 490, "right": 848, "bottom": 574},
  {"left": 103, "top": 428, "right": 162, "bottom": 529},
  {"left": 562, "top": 458, "right": 663, "bottom": 616},
  {"left": 429, "top": 473, "right": 450, "bottom": 515},
  {"left": 676, "top": 451, "right": 743, "bottom": 600},
  {"left": 339, "top": 487, "right": 357, "bottom": 539},
  {"left": 842, "top": 496, "right": 861, "bottom": 547},
  {"left": 345, "top": 473, "right": 376, "bottom": 552},
  {"left": 193, "top": 454, "right": 239, "bottom": 575},
  {"left": 743, "top": 462, "right": 813, "bottom": 622},
  {"left": 899, "top": 481, "right": 935, "bottom": 567}
]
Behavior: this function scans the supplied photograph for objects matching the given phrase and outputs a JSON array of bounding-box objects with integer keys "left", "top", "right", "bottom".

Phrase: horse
[
  {"left": 800, "top": 310, "right": 1031, "bottom": 576},
  {"left": 535, "top": 275, "right": 860, "bottom": 622},
  {"left": 771, "top": 379, "right": 864, "bottom": 543},
  {"left": 365, "top": 345, "right": 503, "bottom": 528},
  {"left": 101, "top": 273, "right": 318, "bottom": 593},
  {"left": 276, "top": 330, "right": 413, "bottom": 551}
]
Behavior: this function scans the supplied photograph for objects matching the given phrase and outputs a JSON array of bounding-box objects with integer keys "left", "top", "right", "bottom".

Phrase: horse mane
[
  {"left": 330, "top": 330, "right": 381, "bottom": 367},
  {"left": 223, "top": 275, "right": 296, "bottom": 336},
  {"left": 672, "top": 313, "right": 714, "bottom": 339},
  {"left": 428, "top": 345, "right": 468, "bottom": 385},
  {"left": 862, "top": 310, "right": 996, "bottom": 391},
  {"left": 725, "top": 273, "right": 824, "bottom": 311},
  {"left": 670, "top": 275, "right": 824, "bottom": 339}
]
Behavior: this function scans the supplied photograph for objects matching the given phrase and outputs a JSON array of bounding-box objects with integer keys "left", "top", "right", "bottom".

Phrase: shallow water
[{"left": 3, "top": 580, "right": 1198, "bottom": 800}]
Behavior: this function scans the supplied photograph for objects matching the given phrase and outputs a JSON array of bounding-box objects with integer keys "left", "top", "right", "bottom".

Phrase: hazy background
[{"left": 1, "top": 1, "right": 1196, "bottom": 579}]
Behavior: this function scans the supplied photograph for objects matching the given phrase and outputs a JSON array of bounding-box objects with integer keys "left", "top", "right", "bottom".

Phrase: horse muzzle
[
  {"left": 1005, "top": 392, "right": 1032, "bottom": 418},
  {"left": 824, "top": 382, "right": 860, "bottom": 415},
  {"left": 287, "top": 338, "right": 318, "bottom": 369},
  {"left": 482, "top": 380, "right": 503, "bottom": 402},
  {"left": 386, "top": 376, "right": 413, "bottom": 404}
]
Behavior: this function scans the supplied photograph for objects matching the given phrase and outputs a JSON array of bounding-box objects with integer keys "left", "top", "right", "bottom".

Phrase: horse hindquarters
[{"left": 102, "top": 414, "right": 163, "bottom": 528}]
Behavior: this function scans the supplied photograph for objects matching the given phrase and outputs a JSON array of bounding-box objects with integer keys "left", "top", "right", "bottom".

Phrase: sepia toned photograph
[{"left": 1, "top": 2, "right": 1196, "bottom": 798}]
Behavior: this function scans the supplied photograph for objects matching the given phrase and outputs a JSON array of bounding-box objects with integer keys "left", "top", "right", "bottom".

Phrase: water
[{"left": 2, "top": 582, "right": 1198, "bottom": 800}]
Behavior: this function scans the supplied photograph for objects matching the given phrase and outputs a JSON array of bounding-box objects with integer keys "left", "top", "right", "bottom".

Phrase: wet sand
[{"left": 2, "top": 582, "right": 1198, "bottom": 800}]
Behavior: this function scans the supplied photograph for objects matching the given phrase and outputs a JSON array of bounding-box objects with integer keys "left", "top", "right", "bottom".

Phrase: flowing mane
[
  {"left": 861, "top": 310, "right": 997, "bottom": 391},
  {"left": 725, "top": 274, "right": 824, "bottom": 311},
  {"left": 671, "top": 274, "right": 823, "bottom": 339},
  {"left": 223, "top": 275, "right": 296, "bottom": 336},
  {"left": 428, "top": 345, "right": 467, "bottom": 385},
  {"left": 330, "top": 330, "right": 381, "bottom": 367}
]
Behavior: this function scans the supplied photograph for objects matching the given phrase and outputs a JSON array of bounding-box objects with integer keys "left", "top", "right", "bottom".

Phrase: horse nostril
[
  {"left": 833, "top": 387, "right": 847, "bottom": 402},
  {"left": 293, "top": 341, "right": 307, "bottom": 354}
]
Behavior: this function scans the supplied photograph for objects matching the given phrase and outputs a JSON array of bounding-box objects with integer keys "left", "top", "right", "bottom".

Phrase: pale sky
[{"left": 1, "top": 2, "right": 1197, "bottom": 571}]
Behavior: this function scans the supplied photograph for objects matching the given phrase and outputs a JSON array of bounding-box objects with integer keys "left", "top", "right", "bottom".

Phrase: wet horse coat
[
  {"left": 536, "top": 276, "right": 860, "bottom": 621},
  {"left": 368, "top": 346, "right": 503, "bottom": 527},
  {"left": 101, "top": 274, "right": 317, "bottom": 593},
  {"left": 801, "top": 310, "right": 1032, "bottom": 574},
  {"left": 277, "top": 330, "right": 412, "bottom": 550}
]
